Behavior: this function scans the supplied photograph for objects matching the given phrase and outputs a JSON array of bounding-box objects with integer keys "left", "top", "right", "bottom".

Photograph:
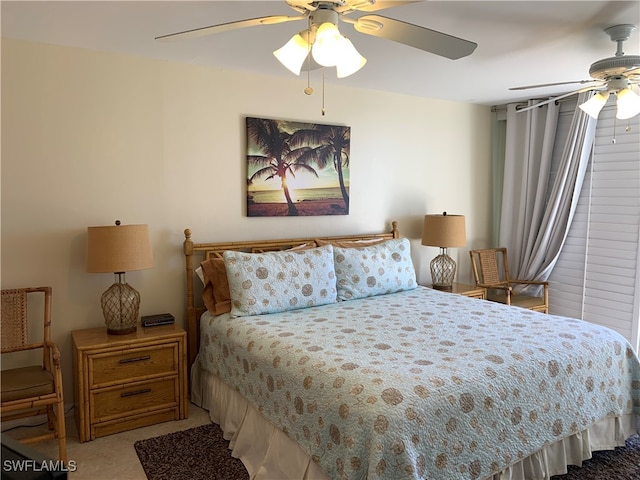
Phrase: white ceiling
[{"left": 2, "top": 1, "right": 639, "bottom": 106}]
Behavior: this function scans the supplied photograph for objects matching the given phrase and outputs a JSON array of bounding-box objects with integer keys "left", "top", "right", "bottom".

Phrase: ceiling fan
[
  {"left": 512, "top": 24, "right": 640, "bottom": 119},
  {"left": 155, "top": 0, "right": 477, "bottom": 79}
]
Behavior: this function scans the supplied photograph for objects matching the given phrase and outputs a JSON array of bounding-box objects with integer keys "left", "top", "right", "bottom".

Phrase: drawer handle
[
  {"left": 119, "top": 355, "right": 151, "bottom": 364},
  {"left": 121, "top": 388, "right": 152, "bottom": 398}
]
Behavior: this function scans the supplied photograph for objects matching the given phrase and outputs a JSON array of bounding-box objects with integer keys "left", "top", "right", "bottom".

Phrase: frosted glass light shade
[
  {"left": 579, "top": 91, "right": 609, "bottom": 119},
  {"left": 275, "top": 22, "right": 366, "bottom": 78},
  {"left": 616, "top": 87, "right": 640, "bottom": 120},
  {"left": 312, "top": 22, "right": 342, "bottom": 67},
  {"left": 273, "top": 33, "right": 310, "bottom": 75},
  {"left": 336, "top": 38, "right": 367, "bottom": 78}
]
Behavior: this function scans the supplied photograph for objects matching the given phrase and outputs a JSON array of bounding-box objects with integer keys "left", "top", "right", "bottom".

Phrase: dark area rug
[
  {"left": 135, "top": 423, "right": 640, "bottom": 480},
  {"left": 551, "top": 434, "right": 640, "bottom": 480},
  {"left": 134, "top": 423, "right": 248, "bottom": 480}
]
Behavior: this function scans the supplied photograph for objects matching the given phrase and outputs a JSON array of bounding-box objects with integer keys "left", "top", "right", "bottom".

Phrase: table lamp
[
  {"left": 86, "top": 221, "right": 153, "bottom": 335},
  {"left": 421, "top": 212, "right": 466, "bottom": 291}
]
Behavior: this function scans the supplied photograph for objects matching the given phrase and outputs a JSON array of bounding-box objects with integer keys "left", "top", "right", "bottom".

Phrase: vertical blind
[{"left": 548, "top": 102, "right": 640, "bottom": 350}]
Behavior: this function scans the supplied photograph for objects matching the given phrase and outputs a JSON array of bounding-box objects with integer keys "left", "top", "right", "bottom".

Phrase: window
[{"left": 548, "top": 103, "right": 640, "bottom": 350}]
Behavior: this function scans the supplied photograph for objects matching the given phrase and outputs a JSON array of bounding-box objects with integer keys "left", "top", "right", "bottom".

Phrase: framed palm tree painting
[{"left": 246, "top": 116, "right": 350, "bottom": 217}]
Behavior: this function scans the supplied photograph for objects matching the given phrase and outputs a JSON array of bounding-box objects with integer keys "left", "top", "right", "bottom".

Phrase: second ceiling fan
[{"left": 512, "top": 24, "right": 640, "bottom": 119}]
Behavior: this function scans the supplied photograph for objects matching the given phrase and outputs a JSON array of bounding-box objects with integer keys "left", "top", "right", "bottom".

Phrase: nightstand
[
  {"left": 72, "top": 324, "right": 188, "bottom": 442},
  {"left": 428, "top": 282, "right": 486, "bottom": 299}
]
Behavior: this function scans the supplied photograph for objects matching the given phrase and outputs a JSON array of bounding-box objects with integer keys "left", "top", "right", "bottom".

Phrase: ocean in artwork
[{"left": 249, "top": 186, "right": 347, "bottom": 204}]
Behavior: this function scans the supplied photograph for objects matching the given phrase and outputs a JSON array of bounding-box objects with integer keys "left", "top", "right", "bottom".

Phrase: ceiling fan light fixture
[
  {"left": 579, "top": 91, "right": 610, "bottom": 119},
  {"left": 273, "top": 33, "right": 310, "bottom": 75},
  {"left": 616, "top": 86, "right": 640, "bottom": 120},
  {"left": 312, "top": 22, "right": 343, "bottom": 67},
  {"left": 336, "top": 38, "right": 367, "bottom": 78}
]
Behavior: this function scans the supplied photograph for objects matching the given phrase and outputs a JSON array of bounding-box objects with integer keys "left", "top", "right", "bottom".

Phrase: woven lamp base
[
  {"left": 101, "top": 274, "right": 140, "bottom": 335},
  {"left": 430, "top": 250, "right": 457, "bottom": 291}
]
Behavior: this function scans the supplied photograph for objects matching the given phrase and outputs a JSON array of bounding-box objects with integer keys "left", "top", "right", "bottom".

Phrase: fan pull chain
[
  {"left": 612, "top": 115, "right": 617, "bottom": 144},
  {"left": 304, "top": 42, "right": 313, "bottom": 96},
  {"left": 322, "top": 68, "right": 326, "bottom": 116}
]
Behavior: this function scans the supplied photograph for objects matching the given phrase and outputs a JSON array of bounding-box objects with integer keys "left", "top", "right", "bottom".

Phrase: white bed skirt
[{"left": 190, "top": 359, "right": 638, "bottom": 480}]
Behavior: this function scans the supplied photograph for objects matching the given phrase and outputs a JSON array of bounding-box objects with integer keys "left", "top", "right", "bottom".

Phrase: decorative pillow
[
  {"left": 198, "top": 243, "right": 317, "bottom": 316},
  {"left": 200, "top": 258, "right": 232, "bottom": 315},
  {"left": 315, "top": 238, "right": 387, "bottom": 248},
  {"left": 224, "top": 245, "right": 337, "bottom": 317},
  {"left": 333, "top": 238, "right": 417, "bottom": 301}
]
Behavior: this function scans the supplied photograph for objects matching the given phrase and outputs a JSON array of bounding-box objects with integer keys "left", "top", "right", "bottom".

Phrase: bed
[{"left": 183, "top": 222, "right": 640, "bottom": 480}]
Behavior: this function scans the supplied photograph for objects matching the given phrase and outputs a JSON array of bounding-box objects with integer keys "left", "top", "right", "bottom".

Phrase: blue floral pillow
[
  {"left": 223, "top": 245, "right": 337, "bottom": 317},
  {"left": 333, "top": 238, "right": 417, "bottom": 301}
]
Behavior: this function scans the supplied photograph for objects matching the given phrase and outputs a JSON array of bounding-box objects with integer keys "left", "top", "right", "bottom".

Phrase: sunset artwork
[{"left": 246, "top": 117, "right": 350, "bottom": 217}]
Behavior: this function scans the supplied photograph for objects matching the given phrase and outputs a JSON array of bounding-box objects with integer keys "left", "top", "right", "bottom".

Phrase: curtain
[
  {"left": 499, "top": 93, "right": 596, "bottom": 286},
  {"left": 491, "top": 110, "right": 507, "bottom": 245}
]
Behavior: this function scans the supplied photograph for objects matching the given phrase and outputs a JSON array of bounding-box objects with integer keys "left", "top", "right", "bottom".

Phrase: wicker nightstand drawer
[
  {"left": 90, "top": 377, "right": 178, "bottom": 423},
  {"left": 72, "top": 324, "right": 188, "bottom": 442},
  {"left": 89, "top": 344, "right": 178, "bottom": 388}
]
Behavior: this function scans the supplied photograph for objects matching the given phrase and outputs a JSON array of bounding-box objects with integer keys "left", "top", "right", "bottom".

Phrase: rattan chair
[
  {"left": 1, "top": 286, "right": 67, "bottom": 463},
  {"left": 469, "top": 248, "right": 549, "bottom": 313}
]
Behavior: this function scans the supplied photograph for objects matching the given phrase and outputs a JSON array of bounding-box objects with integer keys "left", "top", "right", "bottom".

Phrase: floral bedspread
[{"left": 199, "top": 286, "right": 640, "bottom": 480}]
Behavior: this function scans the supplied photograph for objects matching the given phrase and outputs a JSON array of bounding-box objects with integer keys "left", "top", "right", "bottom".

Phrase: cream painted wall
[{"left": 1, "top": 38, "right": 492, "bottom": 397}]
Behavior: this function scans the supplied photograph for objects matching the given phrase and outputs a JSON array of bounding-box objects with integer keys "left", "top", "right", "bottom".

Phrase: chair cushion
[
  {"left": 1, "top": 365, "right": 54, "bottom": 403},
  {"left": 487, "top": 291, "right": 546, "bottom": 309}
]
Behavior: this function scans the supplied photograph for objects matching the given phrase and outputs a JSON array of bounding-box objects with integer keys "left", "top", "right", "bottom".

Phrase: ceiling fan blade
[
  {"left": 516, "top": 86, "right": 598, "bottom": 113},
  {"left": 353, "top": 15, "right": 477, "bottom": 60},
  {"left": 337, "top": 1, "right": 420, "bottom": 13},
  {"left": 510, "top": 79, "right": 597, "bottom": 91},
  {"left": 155, "top": 14, "right": 306, "bottom": 41}
]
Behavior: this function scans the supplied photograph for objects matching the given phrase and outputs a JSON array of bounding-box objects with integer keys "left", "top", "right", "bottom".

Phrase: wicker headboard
[{"left": 182, "top": 221, "right": 399, "bottom": 370}]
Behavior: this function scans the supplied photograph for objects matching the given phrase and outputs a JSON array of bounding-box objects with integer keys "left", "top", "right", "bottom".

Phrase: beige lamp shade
[
  {"left": 86, "top": 224, "right": 153, "bottom": 273},
  {"left": 421, "top": 213, "right": 466, "bottom": 248}
]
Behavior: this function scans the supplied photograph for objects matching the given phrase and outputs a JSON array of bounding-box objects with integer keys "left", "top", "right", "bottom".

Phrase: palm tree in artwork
[
  {"left": 247, "top": 117, "right": 320, "bottom": 216},
  {"left": 289, "top": 125, "right": 350, "bottom": 210}
]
